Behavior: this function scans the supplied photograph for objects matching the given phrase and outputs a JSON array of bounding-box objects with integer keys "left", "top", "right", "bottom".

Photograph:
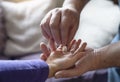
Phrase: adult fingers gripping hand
[
  {"left": 54, "top": 54, "right": 89, "bottom": 78},
  {"left": 54, "top": 47, "right": 100, "bottom": 78}
]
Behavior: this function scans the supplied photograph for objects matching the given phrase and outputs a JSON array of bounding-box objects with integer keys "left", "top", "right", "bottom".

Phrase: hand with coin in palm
[{"left": 40, "top": 39, "right": 87, "bottom": 77}]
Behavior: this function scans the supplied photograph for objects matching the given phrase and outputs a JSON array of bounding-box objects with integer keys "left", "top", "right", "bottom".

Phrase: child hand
[{"left": 40, "top": 39, "right": 87, "bottom": 77}]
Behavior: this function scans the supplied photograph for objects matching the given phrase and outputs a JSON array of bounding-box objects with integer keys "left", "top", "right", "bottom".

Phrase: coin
[{"left": 62, "top": 46, "right": 67, "bottom": 52}]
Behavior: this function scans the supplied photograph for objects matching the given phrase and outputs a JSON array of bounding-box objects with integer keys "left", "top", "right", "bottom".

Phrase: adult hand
[
  {"left": 40, "top": 7, "right": 80, "bottom": 45},
  {"left": 55, "top": 41, "right": 120, "bottom": 78},
  {"left": 55, "top": 48, "right": 101, "bottom": 78},
  {"left": 40, "top": 39, "right": 87, "bottom": 77}
]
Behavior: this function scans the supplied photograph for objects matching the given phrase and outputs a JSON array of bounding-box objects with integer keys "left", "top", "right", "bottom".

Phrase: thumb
[
  {"left": 40, "top": 42, "right": 50, "bottom": 57},
  {"left": 55, "top": 67, "right": 85, "bottom": 78}
]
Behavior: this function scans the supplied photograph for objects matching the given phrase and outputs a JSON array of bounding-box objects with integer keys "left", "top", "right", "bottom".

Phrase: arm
[
  {"left": 96, "top": 41, "right": 120, "bottom": 69},
  {"left": 0, "top": 60, "right": 49, "bottom": 82}
]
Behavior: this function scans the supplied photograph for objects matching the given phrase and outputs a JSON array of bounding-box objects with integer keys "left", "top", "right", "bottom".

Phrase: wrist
[
  {"left": 92, "top": 48, "right": 103, "bottom": 70},
  {"left": 62, "top": 5, "right": 81, "bottom": 14},
  {"left": 62, "top": 0, "right": 89, "bottom": 13},
  {"left": 48, "top": 64, "right": 57, "bottom": 78}
]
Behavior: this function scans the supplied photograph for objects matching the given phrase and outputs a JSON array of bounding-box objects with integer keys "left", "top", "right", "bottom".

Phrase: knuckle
[
  {"left": 54, "top": 8, "right": 60, "bottom": 12},
  {"left": 52, "top": 8, "right": 61, "bottom": 16},
  {"left": 64, "top": 8, "right": 70, "bottom": 12},
  {"left": 40, "top": 21, "right": 49, "bottom": 28},
  {"left": 63, "top": 8, "right": 71, "bottom": 14},
  {"left": 49, "top": 22, "right": 58, "bottom": 29}
]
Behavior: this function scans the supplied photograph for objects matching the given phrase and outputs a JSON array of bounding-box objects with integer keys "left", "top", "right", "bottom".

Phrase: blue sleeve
[{"left": 0, "top": 60, "right": 49, "bottom": 82}]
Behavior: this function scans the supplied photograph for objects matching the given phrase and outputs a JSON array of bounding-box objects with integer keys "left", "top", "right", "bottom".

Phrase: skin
[
  {"left": 55, "top": 41, "right": 120, "bottom": 78},
  {"left": 40, "top": 39, "right": 87, "bottom": 77},
  {"left": 40, "top": 0, "right": 89, "bottom": 45}
]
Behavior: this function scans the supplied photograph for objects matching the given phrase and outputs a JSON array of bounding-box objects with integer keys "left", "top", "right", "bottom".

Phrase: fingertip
[
  {"left": 40, "top": 42, "right": 50, "bottom": 56},
  {"left": 83, "top": 42, "right": 87, "bottom": 45},
  {"left": 40, "top": 42, "right": 46, "bottom": 50},
  {"left": 77, "top": 39, "right": 81, "bottom": 42},
  {"left": 40, "top": 54, "right": 47, "bottom": 61}
]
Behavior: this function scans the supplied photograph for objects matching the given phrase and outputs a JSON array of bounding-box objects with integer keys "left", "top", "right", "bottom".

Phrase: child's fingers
[
  {"left": 73, "top": 39, "right": 81, "bottom": 51},
  {"left": 68, "top": 39, "right": 76, "bottom": 51},
  {"left": 69, "top": 40, "right": 76, "bottom": 52},
  {"left": 73, "top": 42, "right": 87, "bottom": 55},
  {"left": 40, "top": 42, "right": 50, "bottom": 57},
  {"left": 70, "top": 39, "right": 81, "bottom": 53}
]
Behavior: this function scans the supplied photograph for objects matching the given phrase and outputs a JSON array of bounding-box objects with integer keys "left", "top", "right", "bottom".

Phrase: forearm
[
  {"left": 96, "top": 41, "right": 120, "bottom": 69},
  {"left": 62, "top": 0, "right": 89, "bottom": 13}
]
